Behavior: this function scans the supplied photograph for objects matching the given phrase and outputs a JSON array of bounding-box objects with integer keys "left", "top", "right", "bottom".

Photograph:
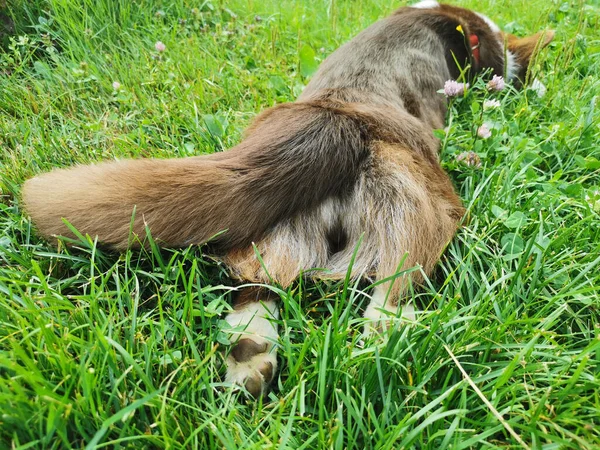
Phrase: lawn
[{"left": 1, "top": 0, "right": 599, "bottom": 448}]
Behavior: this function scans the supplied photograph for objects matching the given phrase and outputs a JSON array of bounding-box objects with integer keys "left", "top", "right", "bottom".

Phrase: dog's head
[{"left": 404, "top": 1, "right": 554, "bottom": 84}]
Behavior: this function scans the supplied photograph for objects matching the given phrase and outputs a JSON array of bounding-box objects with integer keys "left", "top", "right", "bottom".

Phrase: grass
[{"left": 1, "top": 0, "right": 599, "bottom": 448}]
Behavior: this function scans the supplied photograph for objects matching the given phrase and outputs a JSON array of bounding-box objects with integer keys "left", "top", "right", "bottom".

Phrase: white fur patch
[
  {"left": 225, "top": 300, "right": 279, "bottom": 343},
  {"left": 475, "top": 12, "right": 501, "bottom": 33},
  {"left": 400, "top": 303, "right": 416, "bottom": 321},
  {"left": 363, "top": 287, "right": 416, "bottom": 337},
  {"left": 410, "top": 0, "right": 439, "bottom": 9},
  {"left": 505, "top": 50, "right": 520, "bottom": 80}
]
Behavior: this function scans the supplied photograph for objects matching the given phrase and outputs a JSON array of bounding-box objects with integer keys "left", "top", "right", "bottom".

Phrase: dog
[{"left": 21, "top": 1, "right": 553, "bottom": 396}]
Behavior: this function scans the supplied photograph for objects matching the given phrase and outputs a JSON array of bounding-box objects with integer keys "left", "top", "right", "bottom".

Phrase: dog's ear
[
  {"left": 426, "top": 15, "right": 475, "bottom": 81},
  {"left": 433, "top": 5, "right": 506, "bottom": 79},
  {"left": 504, "top": 30, "right": 554, "bottom": 82}
]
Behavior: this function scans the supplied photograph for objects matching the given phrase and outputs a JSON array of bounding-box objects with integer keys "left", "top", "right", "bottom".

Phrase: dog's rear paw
[
  {"left": 363, "top": 303, "right": 416, "bottom": 338},
  {"left": 226, "top": 338, "right": 277, "bottom": 397}
]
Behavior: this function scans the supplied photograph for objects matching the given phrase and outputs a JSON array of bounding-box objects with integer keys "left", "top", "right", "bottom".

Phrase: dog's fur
[{"left": 21, "top": 1, "right": 553, "bottom": 396}]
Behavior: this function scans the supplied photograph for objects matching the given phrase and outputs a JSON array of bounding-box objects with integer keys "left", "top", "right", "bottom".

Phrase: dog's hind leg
[
  {"left": 362, "top": 264, "right": 422, "bottom": 335},
  {"left": 357, "top": 143, "right": 464, "bottom": 336},
  {"left": 224, "top": 286, "right": 279, "bottom": 396}
]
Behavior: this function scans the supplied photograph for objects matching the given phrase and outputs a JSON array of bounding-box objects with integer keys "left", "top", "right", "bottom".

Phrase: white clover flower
[
  {"left": 487, "top": 74, "right": 505, "bottom": 91},
  {"left": 483, "top": 99, "right": 501, "bottom": 110},
  {"left": 444, "top": 79, "right": 468, "bottom": 97},
  {"left": 531, "top": 78, "right": 547, "bottom": 97},
  {"left": 585, "top": 190, "right": 600, "bottom": 212},
  {"left": 477, "top": 124, "right": 492, "bottom": 139},
  {"left": 155, "top": 41, "right": 166, "bottom": 52}
]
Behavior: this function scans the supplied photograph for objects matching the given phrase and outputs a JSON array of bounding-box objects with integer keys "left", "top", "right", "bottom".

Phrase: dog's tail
[{"left": 22, "top": 101, "right": 371, "bottom": 250}]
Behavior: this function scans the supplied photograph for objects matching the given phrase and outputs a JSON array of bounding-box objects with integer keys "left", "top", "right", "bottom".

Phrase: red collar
[{"left": 469, "top": 34, "right": 480, "bottom": 66}]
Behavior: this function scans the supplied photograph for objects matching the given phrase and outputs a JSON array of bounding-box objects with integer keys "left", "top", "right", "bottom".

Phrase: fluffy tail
[{"left": 22, "top": 101, "right": 371, "bottom": 251}]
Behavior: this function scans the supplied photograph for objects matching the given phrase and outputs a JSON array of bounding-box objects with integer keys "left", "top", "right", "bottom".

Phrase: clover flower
[
  {"left": 444, "top": 80, "right": 468, "bottom": 97},
  {"left": 585, "top": 190, "right": 600, "bottom": 212},
  {"left": 112, "top": 81, "right": 121, "bottom": 90},
  {"left": 531, "top": 78, "right": 547, "bottom": 98},
  {"left": 477, "top": 124, "right": 492, "bottom": 139},
  {"left": 487, "top": 74, "right": 505, "bottom": 91},
  {"left": 456, "top": 151, "right": 482, "bottom": 168},
  {"left": 155, "top": 41, "right": 166, "bottom": 52},
  {"left": 483, "top": 99, "right": 501, "bottom": 110}
]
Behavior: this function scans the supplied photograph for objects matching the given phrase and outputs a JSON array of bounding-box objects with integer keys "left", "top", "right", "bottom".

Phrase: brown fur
[
  {"left": 21, "top": 2, "right": 555, "bottom": 303},
  {"left": 504, "top": 30, "right": 555, "bottom": 83},
  {"left": 21, "top": 3, "right": 553, "bottom": 394},
  {"left": 233, "top": 286, "right": 276, "bottom": 308}
]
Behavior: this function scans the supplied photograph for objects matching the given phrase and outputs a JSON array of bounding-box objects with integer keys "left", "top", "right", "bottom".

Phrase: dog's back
[{"left": 22, "top": 3, "right": 544, "bottom": 257}]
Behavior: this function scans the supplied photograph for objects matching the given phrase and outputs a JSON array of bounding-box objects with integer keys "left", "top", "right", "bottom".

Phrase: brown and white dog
[{"left": 22, "top": 1, "right": 553, "bottom": 396}]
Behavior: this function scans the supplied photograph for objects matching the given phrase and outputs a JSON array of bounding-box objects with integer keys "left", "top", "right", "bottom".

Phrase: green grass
[{"left": 1, "top": 0, "right": 600, "bottom": 448}]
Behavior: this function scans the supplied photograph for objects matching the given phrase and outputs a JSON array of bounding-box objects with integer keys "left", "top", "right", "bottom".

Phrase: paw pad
[
  {"left": 226, "top": 338, "right": 276, "bottom": 397},
  {"left": 230, "top": 338, "right": 268, "bottom": 363}
]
